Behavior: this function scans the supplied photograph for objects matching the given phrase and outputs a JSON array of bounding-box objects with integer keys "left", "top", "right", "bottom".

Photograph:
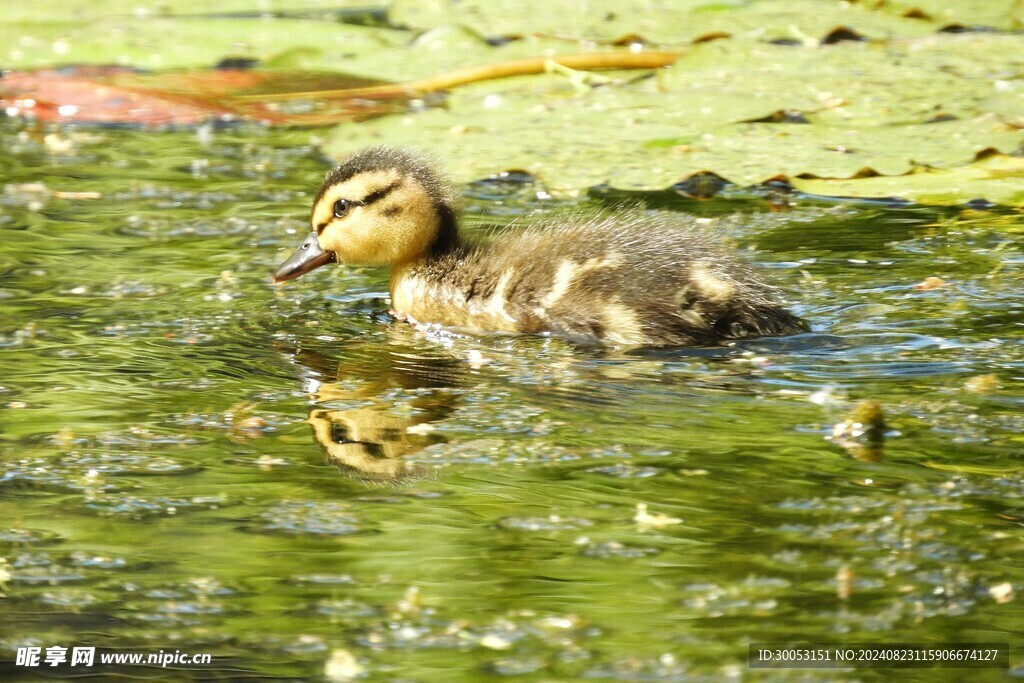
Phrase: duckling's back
[{"left": 393, "top": 212, "right": 807, "bottom": 347}]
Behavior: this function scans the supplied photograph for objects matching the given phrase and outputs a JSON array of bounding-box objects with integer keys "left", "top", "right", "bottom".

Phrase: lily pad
[
  {"left": 323, "top": 29, "right": 1023, "bottom": 204},
  {"left": 1, "top": 1, "right": 1021, "bottom": 203},
  {"left": 389, "top": 0, "right": 949, "bottom": 43},
  {"left": 790, "top": 152, "right": 1024, "bottom": 206}
]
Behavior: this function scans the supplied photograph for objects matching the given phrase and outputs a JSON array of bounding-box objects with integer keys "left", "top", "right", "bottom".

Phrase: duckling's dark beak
[{"left": 273, "top": 232, "right": 337, "bottom": 283}]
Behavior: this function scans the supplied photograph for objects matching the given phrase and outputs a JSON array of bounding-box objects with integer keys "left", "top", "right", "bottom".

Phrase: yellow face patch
[
  {"left": 312, "top": 169, "right": 439, "bottom": 266},
  {"left": 311, "top": 169, "right": 403, "bottom": 231}
]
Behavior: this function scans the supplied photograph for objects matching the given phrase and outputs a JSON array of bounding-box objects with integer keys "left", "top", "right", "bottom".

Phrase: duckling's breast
[{"left": 390, "top": 265, "right": 521, "bottom": 334}]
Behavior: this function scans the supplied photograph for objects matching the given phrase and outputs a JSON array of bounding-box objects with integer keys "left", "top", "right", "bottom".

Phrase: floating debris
[
  {"left": 989, "top": 582, "right": 1014, "bottom": 604},
  {"left": 964, "top": 374, "right": 1000, "bottom": 394},
  {"left": 497, "top": 515, "right": 593, "bottom": 532},
  {"left": 913, "top": 276, "right": 948, "bottom": 290},
  {"left": 255, "top": 454, "right": 289, "bottom": 470},
  {"left": 0, "top": 557, "right": 11, "bottom": 594},
  {"left": 324, "top": 649, "right": 365, "bottom": 682},
  {"left": 829, "top": 400, "right": 887, "bottom": 462},
  {"left": 836, "top": 565, "right": 853, "bottom": 601},
  {"left": 253, "top": 501, "right": 362, "bottom": 537},
  {"left": 634, "top": 503, "right": 682, "bottom": 531},
  {"left": 479, "top": 633, "right": 514, "bottom": 650},
  {"left": 394, "top": 585, "right": 422, "bottom": 617},
  {"left": 578, "top": 540, "right": 660, "bottom": 559}
]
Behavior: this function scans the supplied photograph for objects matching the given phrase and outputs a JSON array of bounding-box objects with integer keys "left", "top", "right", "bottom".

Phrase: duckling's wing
[{"left": 468, "top": 212, "right": 806, "bottom": 346}]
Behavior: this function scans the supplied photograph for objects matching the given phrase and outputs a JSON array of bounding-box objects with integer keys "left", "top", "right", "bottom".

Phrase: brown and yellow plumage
[{"left": 274, "top": 146, "right": 807, "bottom": 347}]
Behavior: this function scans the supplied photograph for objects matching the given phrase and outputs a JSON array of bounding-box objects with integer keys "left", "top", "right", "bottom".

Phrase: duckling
[{"left": 274, "top": 146, "right": 807, "bottom": 347}]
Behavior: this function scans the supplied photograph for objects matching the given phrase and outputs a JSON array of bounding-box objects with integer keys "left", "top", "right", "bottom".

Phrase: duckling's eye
[{"left": 333, "top": 199, "right": 353, "bottom": 218}]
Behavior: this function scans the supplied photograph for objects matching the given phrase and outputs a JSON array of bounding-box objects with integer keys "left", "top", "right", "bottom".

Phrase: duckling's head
[{"left": 274, "top": 146, "right": 458, "bottom": 283}]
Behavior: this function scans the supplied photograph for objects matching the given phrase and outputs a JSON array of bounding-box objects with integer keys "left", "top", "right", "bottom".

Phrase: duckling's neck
[
  {"left": 388, "top": 217, "right": 506, "bottom": 331},
  {"left": 428, "top": 204, "right": 461, "bottom": 258}
]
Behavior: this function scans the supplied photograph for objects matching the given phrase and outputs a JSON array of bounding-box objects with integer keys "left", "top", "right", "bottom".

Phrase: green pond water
[{"left": 0, "top": 121, "right": 1022, "bottom": 682}]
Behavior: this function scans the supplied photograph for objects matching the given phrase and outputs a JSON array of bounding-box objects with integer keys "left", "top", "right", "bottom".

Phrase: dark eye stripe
[
  {"left": 361, "top": 181, "right": 401, "bottom": 206},
  {"left": 317, "top": 180, "right": 402, "bottom": 234}
]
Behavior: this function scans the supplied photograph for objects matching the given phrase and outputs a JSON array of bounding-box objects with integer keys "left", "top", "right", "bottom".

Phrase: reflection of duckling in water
[
  {"left": 305, "top": 404, "right": 436, "bottom": 482},
  {"left": 275, "top": 145, "right": 807, "bottom": 347},
  {"left": 284, "top": 343, "right": 461, "bottom": 481}
]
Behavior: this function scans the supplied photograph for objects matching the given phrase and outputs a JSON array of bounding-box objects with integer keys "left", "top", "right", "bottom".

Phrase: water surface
[{"left": 1, "top": 122, "right": 1021, "bottom": 681}]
